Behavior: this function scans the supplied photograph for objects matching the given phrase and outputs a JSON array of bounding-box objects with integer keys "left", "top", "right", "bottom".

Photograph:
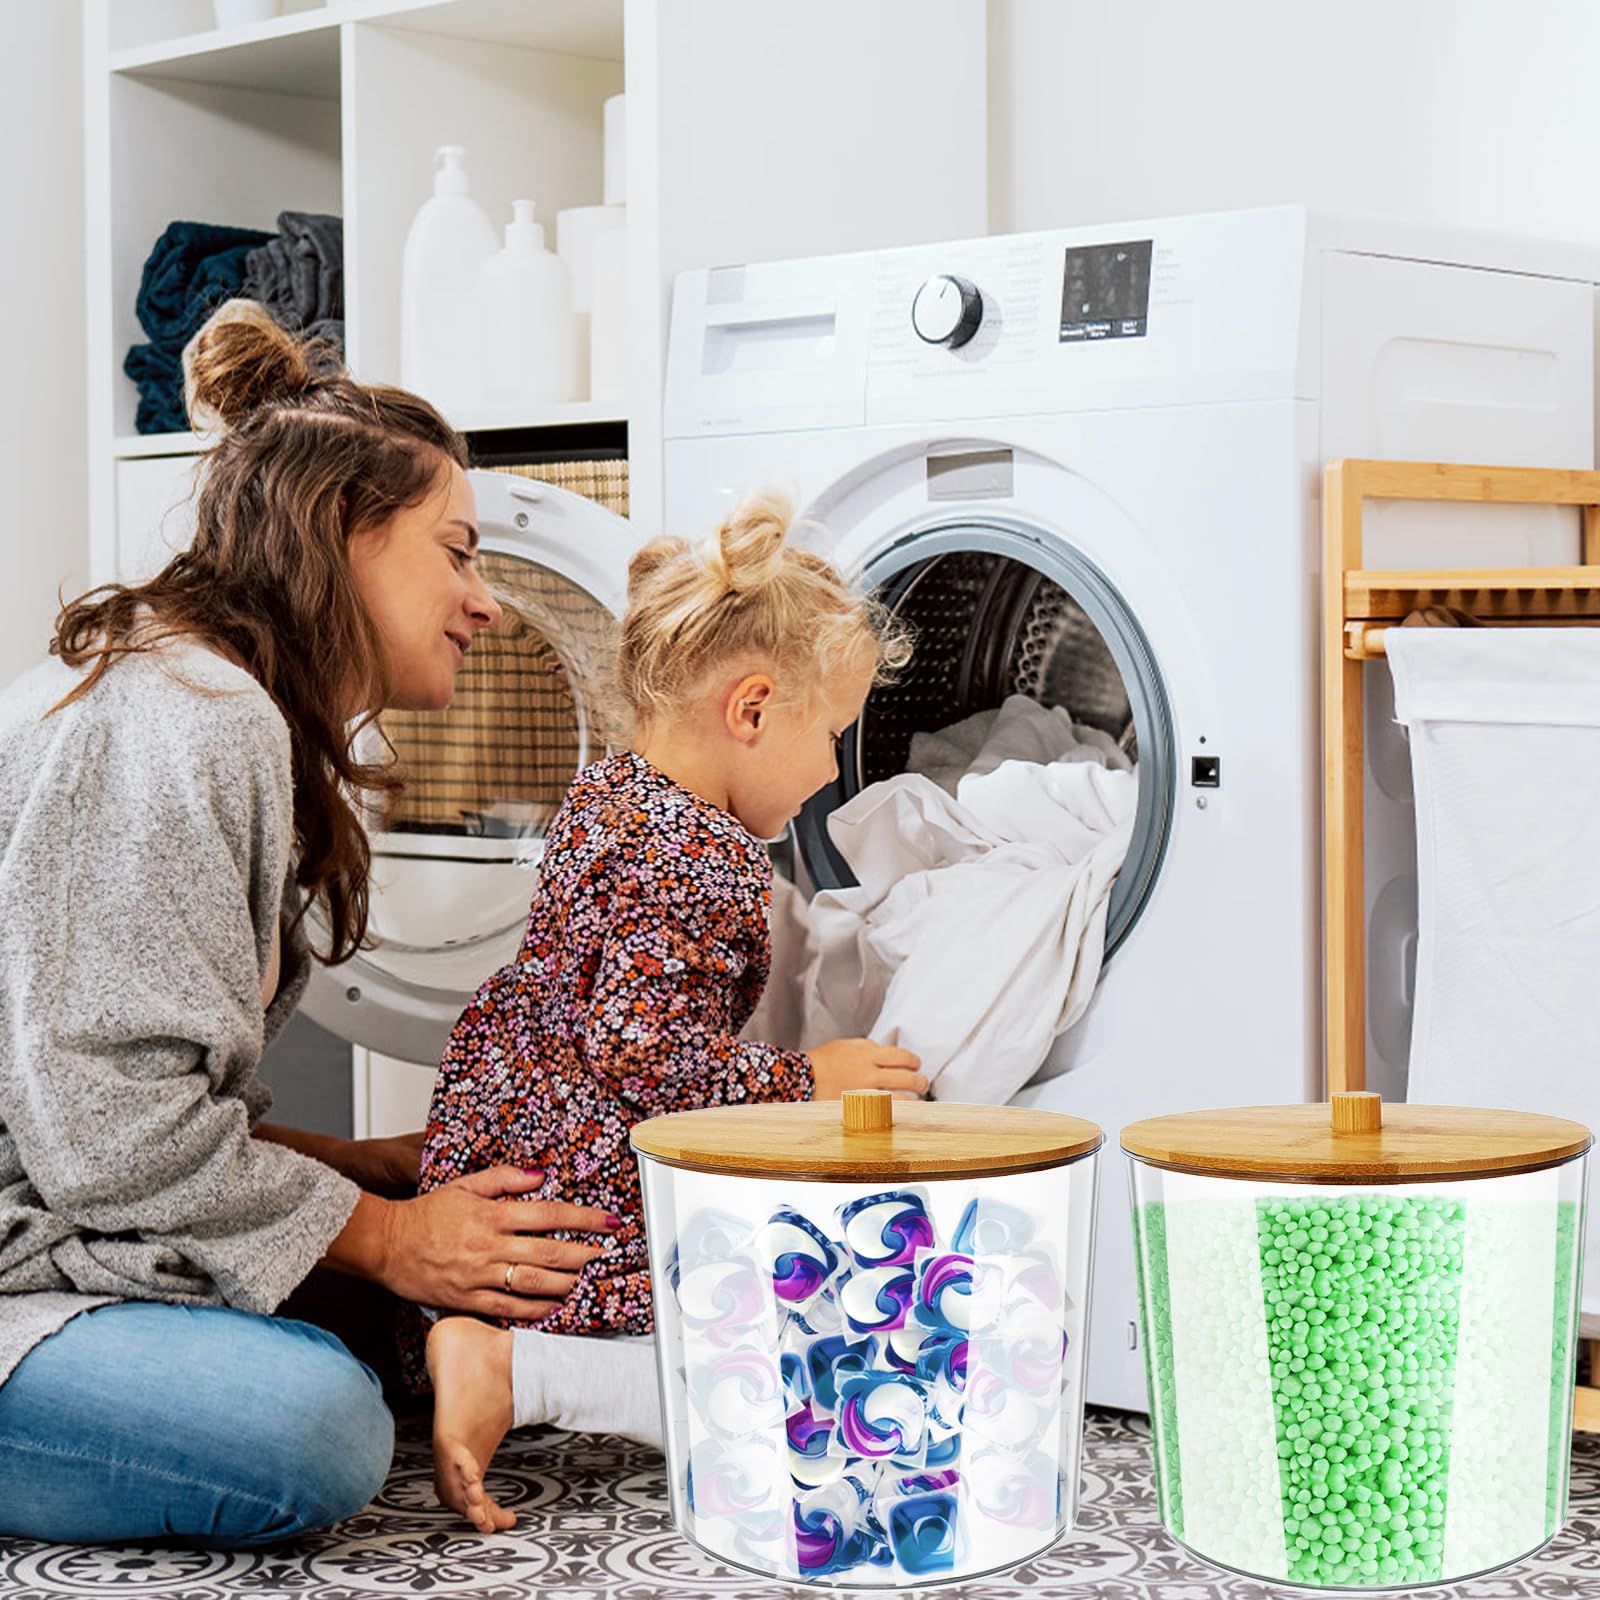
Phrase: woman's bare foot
[{"left": 426, "top": 1317, "right": 515, "bottom": 1533}]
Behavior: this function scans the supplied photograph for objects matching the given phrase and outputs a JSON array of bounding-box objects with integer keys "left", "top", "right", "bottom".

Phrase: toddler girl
[{"left": 418, "top": 493, "right": 923, "bottom": 1530}]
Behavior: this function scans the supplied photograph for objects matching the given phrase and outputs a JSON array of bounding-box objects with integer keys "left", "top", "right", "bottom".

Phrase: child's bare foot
[{"left": 426, "top": 1316, "right": 516, "bottom": 1533}]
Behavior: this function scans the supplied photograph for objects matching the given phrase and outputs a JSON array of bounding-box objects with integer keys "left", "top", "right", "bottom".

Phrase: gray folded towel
[{"left": 243, "top": 212, "right": 343, "bottom": 334}]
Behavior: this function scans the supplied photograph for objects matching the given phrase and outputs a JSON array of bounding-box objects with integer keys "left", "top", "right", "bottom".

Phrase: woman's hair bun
[
  {"left": 704, "top": 490, "right": 792, "bottom": 596},
  {"left": 183, "top": 298, "right": 315, "bottom": 434}
]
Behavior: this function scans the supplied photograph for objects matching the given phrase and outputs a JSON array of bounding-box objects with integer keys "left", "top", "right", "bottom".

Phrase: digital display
[{"left": 1059, "top": 240, "right": 1153, "bottom": 342}]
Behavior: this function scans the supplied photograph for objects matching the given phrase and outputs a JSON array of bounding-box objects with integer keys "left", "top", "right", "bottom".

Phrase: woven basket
[{"left": 380, "top": 460, "right": 628, "bottom": 835}]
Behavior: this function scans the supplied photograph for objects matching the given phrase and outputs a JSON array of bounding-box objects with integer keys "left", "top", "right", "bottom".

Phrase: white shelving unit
[{"left": 84, "top": 0, "right": 989, "bottom": 1132}]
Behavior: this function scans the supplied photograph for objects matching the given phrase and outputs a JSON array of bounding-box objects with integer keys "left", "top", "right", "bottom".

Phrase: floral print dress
[{"left": 417, "top": 751, "right": 815, "bottom": 1337}]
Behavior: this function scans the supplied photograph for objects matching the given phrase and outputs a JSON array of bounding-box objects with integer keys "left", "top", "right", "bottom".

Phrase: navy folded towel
[
  {"left": 125, "top": 220, "right": 272, "bottom": 434},
  {"left": 135, "top": 220, "right": 273, "bottom": 347},
  {"left": 121, "top": 343, "right": 186, "bottom": 436}
]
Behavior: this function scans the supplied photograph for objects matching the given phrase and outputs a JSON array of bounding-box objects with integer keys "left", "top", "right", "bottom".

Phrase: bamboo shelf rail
[{"left": 1322, "top": 458, "right": 1600, "bottom": 1435}]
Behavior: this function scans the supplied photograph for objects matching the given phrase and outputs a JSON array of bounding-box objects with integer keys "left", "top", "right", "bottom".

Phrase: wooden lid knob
[
  {"left": 1331, "top": 1091, "right": 1382, "bottom": 1134},
  {"left": 842, "top": 1089, "right": 893, "bottom": 1133}
]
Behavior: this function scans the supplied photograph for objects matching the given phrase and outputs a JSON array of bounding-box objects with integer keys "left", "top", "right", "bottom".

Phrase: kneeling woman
[{"left": 0, "top": 303, "right": 622, "bottom": 1547}]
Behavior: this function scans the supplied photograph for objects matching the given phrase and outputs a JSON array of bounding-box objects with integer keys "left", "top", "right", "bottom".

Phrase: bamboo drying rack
[{"left": 1322, "top": 457, "right": 1600, "bottom": 1432}]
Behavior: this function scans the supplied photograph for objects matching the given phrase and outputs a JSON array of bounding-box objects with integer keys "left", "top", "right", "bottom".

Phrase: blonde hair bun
[
  {"left": 616, "top": 488, "right": 912, "bottom": 736},
  {"left": 183, "top": 298, "right": 315, "bottom": 434},
  {"left": 703, "top": 491, "right": 792, "bottom": 596}
]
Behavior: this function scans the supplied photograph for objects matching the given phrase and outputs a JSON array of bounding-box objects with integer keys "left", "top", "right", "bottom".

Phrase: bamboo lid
[
  {"left": 1120, "top": 1093, "right": 1592, "bottom": 1183},
  {"left": 630, "top": 1090, "right": 1102, "bottom": 1180}
]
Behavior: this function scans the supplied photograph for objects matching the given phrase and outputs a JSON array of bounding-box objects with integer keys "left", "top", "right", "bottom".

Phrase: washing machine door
[
  {"left": 299, "top": 470, "right": 634, "bottom": 1063},
  {"left": 793, "top": 514, "right": 1175, "bottom": 960}
]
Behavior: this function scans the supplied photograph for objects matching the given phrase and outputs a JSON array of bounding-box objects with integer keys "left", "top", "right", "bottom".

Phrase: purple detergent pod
[
  {"left": 963, "top": 1366, "right": 1044, "bottom": 1451},
  {"left": 910, "top": 1250, "right": 976, "bottom": 1333},
  {"left": 791, "top": 1475, "right": 888, "bottom": 1577},
  {"left": 1003, "top": 1250, "right": 1066, "bottom": 1313},
  {"left": 686, "top": 1434, "right": 785, "bottom": 1519},
  {"left": 756, "top": 1207, "right": 840, "bottom": 1307},
  {"left": 966, "top": 1447, "right": 1061, "bottom": 1529},
  {"left": 835, "top": 1370, "right": 930, "bottom": 1463},
  {"left": 993, "top": 1297, "right": 1069, "bottom": 1392},
  {"left": 675, "top": 1254, "right": 773, "bottom": 1348},
  {"left": 688, "top": 1344, "right": 785, "bottom": 1437},
  {"left": 839, "top": 1189, "right": 935, "bottom": 1269},
  {"left": 839, "top": 1263, "right": 915, "bottom": 1334},
  {"left": 787, "top": 1401, "right": 847, "bottom": 1489}
]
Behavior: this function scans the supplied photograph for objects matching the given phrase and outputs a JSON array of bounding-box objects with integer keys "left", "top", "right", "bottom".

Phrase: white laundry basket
[
  {"left": 1386, "top": 625, "right": 1600, "bottom": 1331},
  {"left": 1124, "top": 1092, "right": 1590, "bottom": 1589},
  {"left": 631, "top": 1091, "right": 1101, "bottom": 1588}
]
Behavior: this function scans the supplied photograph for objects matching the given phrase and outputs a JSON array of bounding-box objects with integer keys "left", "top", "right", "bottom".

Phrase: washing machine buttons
[{"left": 912, "top": 274, "right": 984, "bottom": 348}]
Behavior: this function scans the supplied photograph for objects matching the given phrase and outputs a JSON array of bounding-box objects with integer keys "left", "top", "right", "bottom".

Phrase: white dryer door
[{"left": 300, "top": 470, "right": 635, "bottom": 1063}]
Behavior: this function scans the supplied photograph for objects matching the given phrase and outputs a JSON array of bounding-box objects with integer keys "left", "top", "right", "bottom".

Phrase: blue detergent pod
[{"left": 888, "top": 1490, "right": 962, "bottom": 1577}]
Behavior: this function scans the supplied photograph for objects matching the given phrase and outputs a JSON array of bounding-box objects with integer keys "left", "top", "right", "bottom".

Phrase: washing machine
[{"left": 660, "top": 206, "right": 1598, "bottom": 1411}]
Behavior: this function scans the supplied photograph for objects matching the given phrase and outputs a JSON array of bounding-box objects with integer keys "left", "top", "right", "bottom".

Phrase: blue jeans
[{"left": 0, "top": 1301, "right": 394, "bottom": 1547}]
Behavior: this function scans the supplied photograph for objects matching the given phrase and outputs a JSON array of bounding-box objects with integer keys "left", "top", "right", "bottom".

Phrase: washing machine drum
[{"left": 793, "top": 519, "right": 1174, "bottom": 957}]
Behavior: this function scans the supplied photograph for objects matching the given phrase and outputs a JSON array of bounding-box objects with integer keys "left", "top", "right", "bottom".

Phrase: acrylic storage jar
[
  {"left": 1124, "top": 1091, "right": 1590, "bottom": 1590},
  {"left": 631, "top": 1090, "right": 1102, "bottom": 1588}
]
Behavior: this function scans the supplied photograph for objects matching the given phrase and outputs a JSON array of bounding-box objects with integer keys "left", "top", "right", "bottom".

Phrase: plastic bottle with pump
[
  {"left": 481, "top": 200, "right": 577, "bottom": 412},
  {"left": 400, "top": 145, "right": 497, "bottom": 419}
]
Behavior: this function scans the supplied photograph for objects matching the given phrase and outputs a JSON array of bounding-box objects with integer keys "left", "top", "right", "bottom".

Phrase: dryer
[
  {"left": 301, "top": 469, "right": 639, "bottom": 1075},
  {"left": 660, "top": 206, "right": 1598, "bottom": 1410}
]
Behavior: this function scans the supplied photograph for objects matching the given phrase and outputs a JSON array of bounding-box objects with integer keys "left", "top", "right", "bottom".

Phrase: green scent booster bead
[{"left": 1258, "top": 1196, "right": 1463, "bottom": 1587}]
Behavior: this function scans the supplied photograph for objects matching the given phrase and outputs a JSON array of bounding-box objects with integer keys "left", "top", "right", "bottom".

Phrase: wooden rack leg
[{"left": 1323, "top": 462, "right": 1367, "bottom": 1094}]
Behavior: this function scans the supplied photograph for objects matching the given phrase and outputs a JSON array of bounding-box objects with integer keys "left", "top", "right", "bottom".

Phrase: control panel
[{"left": 664, "top": 208, "right": 1573, "bottom": 437}]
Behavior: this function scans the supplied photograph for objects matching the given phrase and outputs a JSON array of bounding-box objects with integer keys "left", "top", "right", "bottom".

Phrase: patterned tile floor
[{"left": 0, "top": 1412, "right": 1596, "bottom": 1599}]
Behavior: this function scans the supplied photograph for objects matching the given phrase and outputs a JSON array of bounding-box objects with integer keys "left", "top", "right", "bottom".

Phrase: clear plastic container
[
  {"left": 1125, "top": 1095, "right": 1590, "bottom": 1589},
  {"left": 633, "top": 1094, "right": 1101, "bottom": 1588}
]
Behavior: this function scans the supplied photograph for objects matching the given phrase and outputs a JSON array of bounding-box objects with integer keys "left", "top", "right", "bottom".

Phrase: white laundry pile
[{"left": 778, "top": 695, "right": 1136, "bottom": 1104}]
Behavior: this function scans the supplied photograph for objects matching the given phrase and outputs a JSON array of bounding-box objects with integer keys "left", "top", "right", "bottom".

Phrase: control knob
[{"left": 911, "top": 274, "right": 983, "bottom": 349}]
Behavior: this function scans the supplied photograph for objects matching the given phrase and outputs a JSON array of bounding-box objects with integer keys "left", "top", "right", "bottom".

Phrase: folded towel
[
  {"left": 127, "top": 220, "right": 273, "bottom": 434},
  {"left": 121, "top": 342, "right": 186, "bottom": 436},
  {"left": 243, "top": 212, "right": 344, "bottom": 335},
  {"left": 135, "top": 220, "right": 273, "bottom": 348}
]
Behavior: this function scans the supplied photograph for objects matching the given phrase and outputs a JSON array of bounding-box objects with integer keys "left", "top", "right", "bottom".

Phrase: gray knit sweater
[{"left": 0, "top": 641, "right": 360, "bottom": 1387}]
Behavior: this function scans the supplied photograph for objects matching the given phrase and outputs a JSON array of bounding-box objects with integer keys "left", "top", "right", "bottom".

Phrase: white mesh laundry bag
[{"left": 1386, "top": 626, "right": 1600, "bottom": 1316}]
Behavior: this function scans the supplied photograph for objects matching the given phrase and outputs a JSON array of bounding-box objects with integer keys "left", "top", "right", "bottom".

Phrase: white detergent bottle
[
  {"left": 481, "top": 200, "right": 578, "bottom": 411},
  {"left": 400, "top": 145, "right": 498, "bottom": 420}
]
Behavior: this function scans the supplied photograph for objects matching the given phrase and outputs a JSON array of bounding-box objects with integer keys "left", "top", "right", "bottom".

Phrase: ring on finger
[{"left": 503, "top": 1262, "right": 516, "bottom": 1293}]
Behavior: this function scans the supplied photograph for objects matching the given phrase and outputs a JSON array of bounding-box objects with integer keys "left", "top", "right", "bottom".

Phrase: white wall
[
  {"left": 0, "top": 1, "right": 87, "bottom": 689},
  {"left": 989, "top": 0, "right": 1600, "bottom": 247}
]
